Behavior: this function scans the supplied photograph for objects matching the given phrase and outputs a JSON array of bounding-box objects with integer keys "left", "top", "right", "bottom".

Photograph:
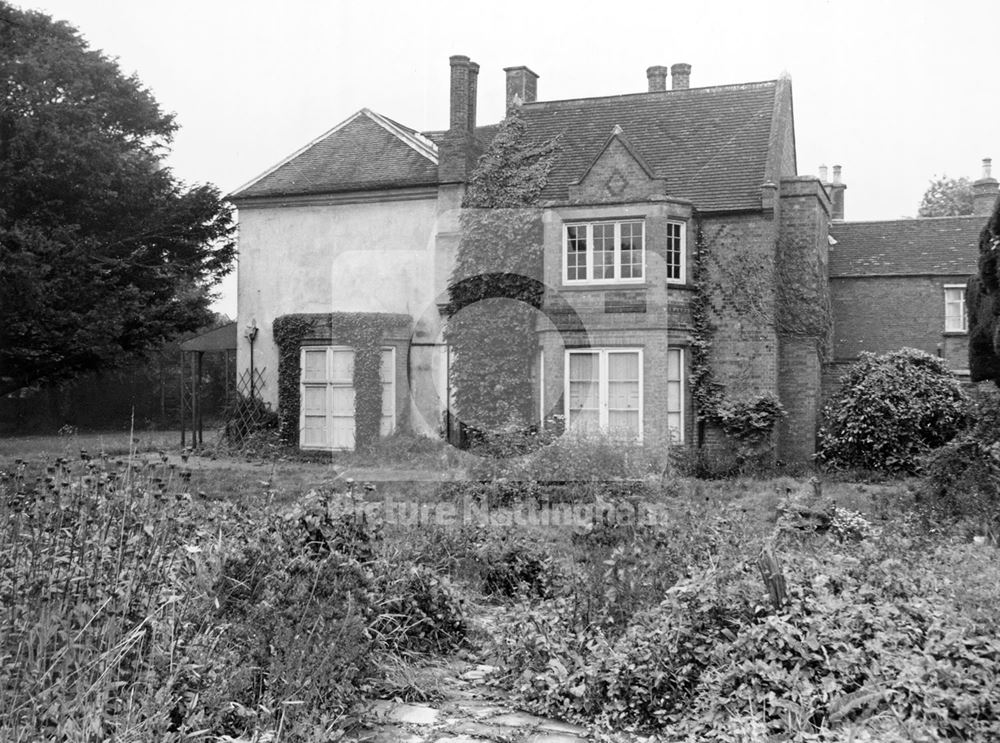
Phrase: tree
[
  {"left": 817, "top": 348, "right": 969, "bottom": 473},
  {"left": 444, "top": 109, "right": 558, "bottom": 439},
  {"left": 917, "top": 175, "right": 974, "bottom": 217},
  {"left": 0, "top": 4, "right": 235, "bottom": 397}
]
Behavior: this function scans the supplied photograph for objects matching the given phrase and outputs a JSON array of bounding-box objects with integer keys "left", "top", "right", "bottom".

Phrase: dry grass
[{"left": 0, "top": 430, "right": 181, "bottom": 460}]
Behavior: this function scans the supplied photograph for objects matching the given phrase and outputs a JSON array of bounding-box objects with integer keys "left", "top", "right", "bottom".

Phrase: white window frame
[
  {"left": 664, "top": 221, "right": 686, "bottom": 285},
  {"left": 562, "top": 220, "right": 646, "bottom": 286},
  {"left": 944, "top": 285, "right": 967, "bottom": 333},
  {"left": 564, "top": 348, "right": 644, "bottom": 441},
  {"left": 666, "top": 347, "right": 685, "bottom": 444},
  {"left": 299, "top": 345, "right": 396, "bottom": 451},
  {"left": 380, "top": 346, "right": 396, "bottom": 437}
]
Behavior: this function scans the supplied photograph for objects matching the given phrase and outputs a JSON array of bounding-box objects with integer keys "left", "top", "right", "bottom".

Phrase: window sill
[
  {"left": 561, "top": 281, "right": 647, "bottom": 291},
  {"left": 942, "top": 331, "right": 968, "bottom": 337}
]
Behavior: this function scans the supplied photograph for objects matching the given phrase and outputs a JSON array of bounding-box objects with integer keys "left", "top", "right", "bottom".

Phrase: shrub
[
  {"left": 818, "top": 348, "right": 968, "bottom": 473},
  {"left": 921, "top": 385, "right": 1000, "bottom": 529},
  {"left": 480, "top": 537, "right": 555, "bottom": 599}
]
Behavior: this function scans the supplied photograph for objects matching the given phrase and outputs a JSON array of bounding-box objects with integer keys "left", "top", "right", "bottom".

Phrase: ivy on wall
[
  {"left": 688, "top": 222, "right": 785, "bottom": 446},
  {"left": 272, "top": 312, "right": 409, "bottom": 450},
  {"left": 444, "top": 108, "right": 559, "bottom": 438}
]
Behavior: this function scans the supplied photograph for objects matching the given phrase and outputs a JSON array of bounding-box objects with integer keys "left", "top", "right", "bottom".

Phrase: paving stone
[
  {"left": 369, "top": 701, "right": 440, "bottom": 725},
  {"left": 431, "top": 736, "right": 494, "bottom": 743},
  {"left": 444, "top": 720, "right": 508, "bottom": 738},
  {"left": 523, "top": 734, "right": 587, "bottom": 743},
  {"left": 487, "top": 711, "right": 549, "bottom": 727},
  {"left": 538, "top": 719, "right": 587, "bottom": 735}
]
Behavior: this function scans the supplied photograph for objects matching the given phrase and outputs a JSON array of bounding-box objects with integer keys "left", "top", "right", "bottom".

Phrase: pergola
[{"left": 178, "top": 322, "right": 237, "bottom": 447}]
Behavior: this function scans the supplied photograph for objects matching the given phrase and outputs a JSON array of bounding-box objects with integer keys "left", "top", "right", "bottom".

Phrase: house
[
  {"left": 230, "top": 55, "right": 987, "bottom": 461},
  {"left": 824, "top": 160, "right": 997, "bottom": 389}
]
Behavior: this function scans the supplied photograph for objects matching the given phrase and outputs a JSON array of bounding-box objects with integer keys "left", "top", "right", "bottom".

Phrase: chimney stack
[
  {"left": 671, "top": 63, "right": 691, "bottom": 90},
  {"left": 818, "top": 164, "right": 829, "bottom": 183},
  {"left": 504, "top": 66, "right": 539, "bottom": 111},
  {"left": 646, "top": 65, "right": 669, "bottom": 92},
  {"left": 449, "top": 55, "right": 472, "bottom": 132},
  {"left": 973, "top": 157, "right": 999, "bottom": 216},
  {"left": 829, "top": 164, "right": 846, "bottom": 220},
  {"left": 467, "top": 61, "right": 479, "bottom": 132}
]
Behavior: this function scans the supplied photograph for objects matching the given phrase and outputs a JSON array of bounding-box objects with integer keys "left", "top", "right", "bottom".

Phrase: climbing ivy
[
  {"left": 445, "top": 108, "right": 559, "bottom": 439},
  {"left": 273, "top": 312, "right": 408, "bottom": 450},
  {"left": 688, "top": 222, "right": 785, "bottom": 446}
]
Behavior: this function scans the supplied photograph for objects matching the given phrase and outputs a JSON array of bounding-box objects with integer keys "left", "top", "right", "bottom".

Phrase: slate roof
[
  {"left": 829, "top": 216, "right": 983, "bottom": 277},
  {"left": 515, "top": 82, "right": 782, "bottom": 210},
  {"left": 233, "top": 109, "right": 439, "bottom": 199},
  {"left": 232, "top": 81, "right": 783, "bottom": 209}
]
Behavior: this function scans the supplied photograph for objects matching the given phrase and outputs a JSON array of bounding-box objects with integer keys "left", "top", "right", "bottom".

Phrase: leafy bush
[
  {"left": 480, "top": 537, "right": 556, "bottom": 599},
  {"left": 818, "top": 348, "right": 968, "bottom": 473},
  {"left": 921, "top": 386, "right": 1000, "bottom": 531}
]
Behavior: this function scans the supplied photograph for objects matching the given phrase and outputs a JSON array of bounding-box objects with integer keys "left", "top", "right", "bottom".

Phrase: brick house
[
  {"left": 230, "top": 55, "right": 986, "bottom": 461},
  {"left": 824, "top": 161, "right": 998, "bottom": 391}
]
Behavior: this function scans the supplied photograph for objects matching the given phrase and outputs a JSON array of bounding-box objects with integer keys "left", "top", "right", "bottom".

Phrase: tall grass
[{"left": 0, "top": 451, "right": 213, "bottom": 741}]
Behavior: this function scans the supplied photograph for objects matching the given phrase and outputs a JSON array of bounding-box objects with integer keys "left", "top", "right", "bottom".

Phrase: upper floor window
[
  {"left": 944, "top": 285, "right": 967, "bottom": 333},
  {"left": 564, "top": 220, "right": 645, "bottom": 284}
]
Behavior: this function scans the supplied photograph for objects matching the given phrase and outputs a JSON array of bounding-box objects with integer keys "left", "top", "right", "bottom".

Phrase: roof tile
[{"left": 829, "top": 216, "right": 983, "bottom": 277}]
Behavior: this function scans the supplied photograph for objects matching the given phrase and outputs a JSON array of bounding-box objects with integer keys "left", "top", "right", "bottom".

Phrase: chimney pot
[
  {"left": 832, "top": 165, "right": 842, "bottom": 185},
  {"left": 504, "top": 66, "right": 539, "bottom": 111},
  {"left": 671, "top": 63, "right": 691, "bottom": 90},
  {"left": 646, "top": 65, "right": 669, "bottom": 92},
  {"left": 818, "top": 164, "right": 828, "bottom": 183},
  {"left": 973, "top": 156, "right": 999, "bottom": 215}
]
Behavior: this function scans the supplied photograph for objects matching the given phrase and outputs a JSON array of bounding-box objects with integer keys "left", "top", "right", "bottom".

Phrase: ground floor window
[
  {"left": 667, "top": 347, "right": 684, "bottom": 443},
  {"left": 300, "top": 346, "right": 395, "bottom": 450},
  {"left": 565, "top": 348, "right": 642, "bottom": 439}
]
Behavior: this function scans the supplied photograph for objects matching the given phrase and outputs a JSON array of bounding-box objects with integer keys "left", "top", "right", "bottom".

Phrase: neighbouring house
[
  {"left": 230, "top": 55, "right": 992, "bottom": 461},
  {"left": 824, "top": 160, "right": 998, "bottom": 390}
]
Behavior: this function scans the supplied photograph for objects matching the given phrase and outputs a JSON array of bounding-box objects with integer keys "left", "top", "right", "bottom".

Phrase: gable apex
[{"left": 572, "top": 125, "right": 659, "bottom": 187}]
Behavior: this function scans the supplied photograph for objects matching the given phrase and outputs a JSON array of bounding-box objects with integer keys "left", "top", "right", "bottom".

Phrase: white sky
[{"left": 20, "top": 0, "right": 1000, "bottom": 319}]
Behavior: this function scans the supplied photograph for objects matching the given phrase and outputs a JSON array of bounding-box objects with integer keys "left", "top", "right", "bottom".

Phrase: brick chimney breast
[
  {"left": 671, "top": 63, "right": 691, "bottom": 90},
  {"left": 449, "top": 55, "right": 471, "bottom": 132},
  {"left": 504, "top": 66, "right": 539, "bottom": 111},
  {"left": 646, "top": 66, "right": 669, "bottom": 92},
  {"left": 973, "top": 157, "right": 999, "bottom": 216}
]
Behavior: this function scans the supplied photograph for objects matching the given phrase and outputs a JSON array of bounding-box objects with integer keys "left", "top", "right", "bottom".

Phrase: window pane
[
  {"left": 331, "top": 349, "right": 354, "bottom": 381},
  {"left": 667, "top": 348, "right": 681, "bottom": 379},
  {"left": 303, "top": 385, "right": 327, "bottom": 414},
  {"left": 666, "top": 222, "right": 682, "bottom": 281},
  {"left": 608, "top": 410, "right": 640, "bottom": 436},
  {"left": 594, "top": 223, "right": 615, "bottom": 280},
  {"left": 566, "top": 225, "right": 588, "bottom": 281},
  {"left": 608, "top": 351, "right": 639, "bottom": 381},
  {"left": 568, "top": 352, "right": 599, "bottom": 414},
  {"left": 303, "top": 350, "right": 327, "bottom": 382},
  {"left": 620, "top": 222, "right": 643, "bottom": 279}
]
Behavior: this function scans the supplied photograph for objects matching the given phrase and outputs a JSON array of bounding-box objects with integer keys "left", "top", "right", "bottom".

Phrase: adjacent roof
[
  {"left": 232, "top": 109, "right": 439, "bottom": 199},
  {"left": 517, "top": 81, "right": 784, "bottom": 210},
  {"left": 829, "top": 216, "right": 983, "bottom": 277}
]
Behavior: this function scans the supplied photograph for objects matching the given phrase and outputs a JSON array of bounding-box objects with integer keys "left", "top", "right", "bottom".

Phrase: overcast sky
[{"left": 21, "top": 0, "right": 1000, "bottom": 318}]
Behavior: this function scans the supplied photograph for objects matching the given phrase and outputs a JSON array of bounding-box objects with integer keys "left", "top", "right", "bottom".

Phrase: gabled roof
[
  {"left": 574, "top": 124, "right": 659, "bottom": 184},
  {"left": 516, "top": 81, "right": 787, "bottom": 210},
  {"left": 829, "top": 216, "right": 983, "bottom": 277},
  {"left": 232, "top": 109, "right": 439, "bottom": 200}
]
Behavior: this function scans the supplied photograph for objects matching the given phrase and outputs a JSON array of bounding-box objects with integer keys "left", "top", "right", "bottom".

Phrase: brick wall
[
  {"left": 700, "top": 212, "right": 779, "bottom": 397},
  {"left": 775, "top": 177, "right": 831, "bottom": 462},
  {"left": 830, "top": 275, "right": 970, "bottom": 371}
]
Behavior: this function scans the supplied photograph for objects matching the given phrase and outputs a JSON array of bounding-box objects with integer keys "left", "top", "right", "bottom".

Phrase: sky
[{"left": 19, "top": 0, "right": 1000, "bottom": 319}]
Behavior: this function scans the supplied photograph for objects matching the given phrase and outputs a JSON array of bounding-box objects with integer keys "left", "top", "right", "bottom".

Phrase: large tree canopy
[
  {"left": 917, "top": 175, "right": 974, "bottom": 217},
  {"left": 0, "top": 4, "right": 234, "bottom": 396}
]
